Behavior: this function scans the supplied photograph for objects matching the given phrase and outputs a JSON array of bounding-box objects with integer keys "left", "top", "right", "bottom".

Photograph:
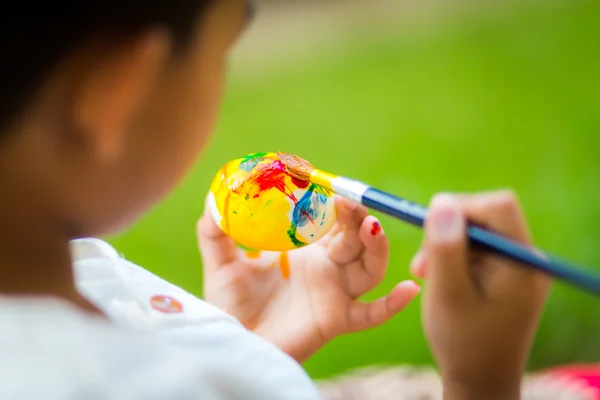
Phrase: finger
[
  {"left": 359, "top": 216, "right": 389, "bottom": 283},
  {"left": 456, "top": 190, "right": 548, "bottom": 296},
  {"left": 340, "top": 216, "right": 390, "bottom": 297},
  {"left": 409, "top": 249, "right": 427, "bottom": 279},
  {"left": 334, "top": 196, "right": 369, "bottom": 230},
  {"left": 347, "top": 280, "right": 420, "bottom": 332},
  {"left": 424, "top": 194, "right": 472, "bottom": 299},
  {"left": 316, "top": 195, "right": 349, "bottom": 246},
  {"left": 316, "top": 223, "right": 342, "bottom": 247},
  {"left": 455, "top": 190, "right": 532, "bottom": 244},
  {"left": 327, "top": 196, "right": 369, "bottom": 264},
  {"left": 196, "top": 194, "right": 238, "bottom": 273}
]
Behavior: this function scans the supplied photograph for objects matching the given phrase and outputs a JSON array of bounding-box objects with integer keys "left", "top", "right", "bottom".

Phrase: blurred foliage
[{"left": 109, "top": 0, "right": 600, "bottom": 379}]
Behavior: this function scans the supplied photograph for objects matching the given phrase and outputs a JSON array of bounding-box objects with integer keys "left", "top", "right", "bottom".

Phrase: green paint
[
  {"left": 237, "top": 243, "right": 258, "bottom": 252},
  {"left": 286, "top": 225, "right": 306, "bottom": 248},
  {"left": 243, "top": 152, "right": 267, "bottom": 161},
  {"left": 239, "top": 152, "right": 268, "bottom": 172}
]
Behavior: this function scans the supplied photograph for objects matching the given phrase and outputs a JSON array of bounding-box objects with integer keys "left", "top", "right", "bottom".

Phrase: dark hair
[{"left": 0, "top": 1, "right": 213, "bottom": 132}]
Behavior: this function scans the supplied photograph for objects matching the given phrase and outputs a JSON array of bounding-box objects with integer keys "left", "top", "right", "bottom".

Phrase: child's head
[{"left": 0, "top": 0, "right": 252, "bottom": 238}]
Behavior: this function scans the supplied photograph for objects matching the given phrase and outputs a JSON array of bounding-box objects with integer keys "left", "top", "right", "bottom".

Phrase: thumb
[
  {"left": 196, "top": 193, "right": 238, "bottom": 274},
  {"left": 347, "top": 280, "right": 420, "bottom": 333},
  {"left": 424, "top": 194, "right": 471, "bottom": 300}
]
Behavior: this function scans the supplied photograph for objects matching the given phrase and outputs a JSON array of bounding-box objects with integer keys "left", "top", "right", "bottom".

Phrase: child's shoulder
[
  {"left": 71, "top": 237, "right": 238, "bottom": 329},
  {"left": 66, "top": 238, "right": 324, "bottom": 400},
  {"left": 0, "top": 294, "right": 216, "bottom": 398}
]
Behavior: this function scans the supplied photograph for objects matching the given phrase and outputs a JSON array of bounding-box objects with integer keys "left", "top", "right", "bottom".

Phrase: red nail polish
[{"left": 370, "top": 221, "right": 382, "bottom": 236}]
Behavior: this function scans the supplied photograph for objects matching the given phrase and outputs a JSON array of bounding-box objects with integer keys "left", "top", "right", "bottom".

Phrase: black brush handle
[{"left": 361, "top": 187, "right": 600, "bottom": 296}]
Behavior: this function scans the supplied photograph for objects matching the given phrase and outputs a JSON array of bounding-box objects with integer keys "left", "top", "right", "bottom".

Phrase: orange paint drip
[
  {"left": 279, "top": 251, "right": 290, "bottom": 279},
  {"left": 245, "top": 250, "right": 261, "bottom": 259}
]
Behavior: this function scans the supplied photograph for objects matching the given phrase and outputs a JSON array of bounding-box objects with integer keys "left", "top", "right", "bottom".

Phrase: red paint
[
  {"left": 249, "top": 160, "right": 299, "bottom": 203},
  {"left": 300, "top": 209, "right": 315, "bottom": 224},
  {"left": 291, "top": 176, "right": 310, "bottom": 189},
  {"left": 370, "top": 221, "right": 382, "bottom": 236}
]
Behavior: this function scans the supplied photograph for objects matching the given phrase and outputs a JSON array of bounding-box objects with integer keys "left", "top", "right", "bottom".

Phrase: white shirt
[{"left": 0, "top": 238, "right": 322, "bottom": 399}]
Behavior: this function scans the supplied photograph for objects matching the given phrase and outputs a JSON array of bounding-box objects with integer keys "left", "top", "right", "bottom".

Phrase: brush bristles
[{"left": 277, "top": 152, "right": 314, "bottom": 182}]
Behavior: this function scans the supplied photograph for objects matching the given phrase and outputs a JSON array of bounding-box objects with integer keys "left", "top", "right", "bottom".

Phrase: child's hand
[
  {"left": 197, "top": 196, "right": 420, "bottom": 362},
  {"left": 411, "top": 191, "right": 551, "bottom": 400}
]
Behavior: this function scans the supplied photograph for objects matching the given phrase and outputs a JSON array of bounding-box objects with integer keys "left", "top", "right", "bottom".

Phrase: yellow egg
[{"left": 207, "top": 152, "right": 337, "bottom": 252}]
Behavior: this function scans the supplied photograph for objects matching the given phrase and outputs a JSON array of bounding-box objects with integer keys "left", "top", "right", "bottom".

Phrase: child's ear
[{"left": 74, "top": 30, "right": 171, "bottom": 162}]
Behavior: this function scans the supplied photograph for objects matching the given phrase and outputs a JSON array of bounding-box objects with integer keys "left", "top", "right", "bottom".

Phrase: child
[{"left": 0, "top": 0, "right": 551, "bottom": 398}]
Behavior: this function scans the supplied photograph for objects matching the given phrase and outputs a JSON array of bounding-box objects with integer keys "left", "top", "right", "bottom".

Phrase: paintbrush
[{"left": 277, "top": 152, "right": 600, "bottom": 297}]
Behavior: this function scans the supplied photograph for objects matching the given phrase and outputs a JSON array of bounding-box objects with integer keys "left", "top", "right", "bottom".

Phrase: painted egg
[{"left": 207, "top": 152, "right": 337, "bottom": 252}]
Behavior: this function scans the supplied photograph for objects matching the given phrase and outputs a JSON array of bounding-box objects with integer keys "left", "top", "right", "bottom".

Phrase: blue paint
[
  {"left": 287, "top": 184, "right": 330, "bottom": 247},
  {"left": 239, "top": 154, "right": 265, "bottom": 172},
  {"left": 292, "top": 186, "right": 328, "bottom": 228},
  {"left": 293, "top": 196, "right": 315, "bottom": 228}
]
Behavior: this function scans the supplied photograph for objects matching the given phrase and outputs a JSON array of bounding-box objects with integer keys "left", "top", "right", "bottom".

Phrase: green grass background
[{"left": 109, "top": 0, "right": 600, "bottom": 379}]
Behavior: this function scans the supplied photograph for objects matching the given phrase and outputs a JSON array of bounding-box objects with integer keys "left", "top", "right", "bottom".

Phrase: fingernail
[
  {"left": 370, "top": 220, "right": 382, "bottom": 236},
  {"left": 410, "top": 250, "right": 423, "bottom": 268},
  {"left": 429, "top": 198, "right": 462, "bottom": 241},
  {"left": 397, "top": 280, "right": 421, "bottom": 294},
  {"left": 434, "top": 208, "right": 459, "bottom": 234}
]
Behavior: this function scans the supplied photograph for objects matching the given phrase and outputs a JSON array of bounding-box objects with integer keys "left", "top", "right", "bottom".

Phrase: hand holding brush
[{"left": 278, "top": 152, "right": 600, "bottom": 297}]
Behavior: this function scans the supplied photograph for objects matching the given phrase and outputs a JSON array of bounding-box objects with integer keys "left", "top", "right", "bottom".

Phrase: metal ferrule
[{"left": 329, "top": 176, "right": 370, "bottom": 203}]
